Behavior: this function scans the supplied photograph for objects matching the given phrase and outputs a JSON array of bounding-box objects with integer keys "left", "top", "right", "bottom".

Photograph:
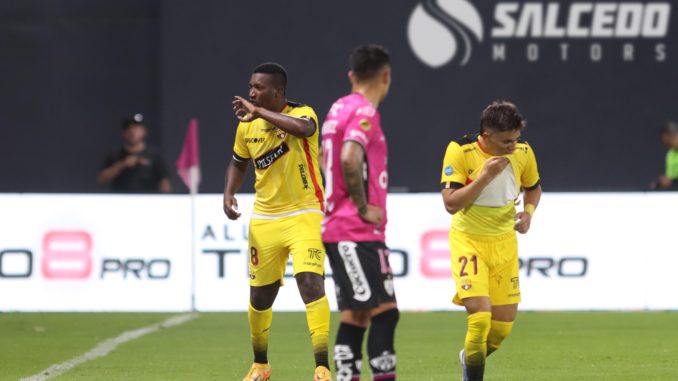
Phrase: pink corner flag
[{"left": 176, "top": 118, "right": 201, "bottom": 194}]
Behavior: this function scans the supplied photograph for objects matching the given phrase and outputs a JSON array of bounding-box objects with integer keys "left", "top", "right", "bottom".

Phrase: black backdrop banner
[{"left": 2, "top": 0, "right": 676, "bottom": 192}]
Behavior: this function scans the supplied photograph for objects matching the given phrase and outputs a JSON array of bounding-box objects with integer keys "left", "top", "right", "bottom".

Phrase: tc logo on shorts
[
  {"left": 308, "top": 248, "right": 322, "bottom": 261},
  {"left": 444, "top": 165, "right": 453, "bottom": 176},
  {"left": 461, "top": 278, "right": 472, "bottom": 290},
  {"left": 511, "top": 276, "right": 520, "bottom": 289},
  {"left": 338, "top": 241, "right": 372, "bottom": 302}
]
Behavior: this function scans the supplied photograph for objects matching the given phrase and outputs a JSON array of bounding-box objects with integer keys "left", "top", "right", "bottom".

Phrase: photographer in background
[{"left": 97, "top": 114, "right": 171, "bottom": 193}]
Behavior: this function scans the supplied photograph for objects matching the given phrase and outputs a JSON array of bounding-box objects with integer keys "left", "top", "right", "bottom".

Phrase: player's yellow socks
[
  {"left": 248, "top": 304, "right": 273, "bottom": 364},
  {"left": 487, "top": 320, "right": 513, "bottom": 356},
  {"left": 465, "top": 311, "right": 492, "bottom": 366},
  {"left": 305, "top": 295, "right": 331, "bottom": 368}
]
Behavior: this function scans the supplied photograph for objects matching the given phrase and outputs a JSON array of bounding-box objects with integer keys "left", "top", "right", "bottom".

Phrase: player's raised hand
[
  {"left": 223, "top": 193, "right": 241, "bottom": 220},
  {"left": 232, "top": 96, "right": 257, "bottom": 122},
  {"left": 480, "top": 157, "right": 509, "bottom": 179},
  {"left": 514, "top": 211, "right": 531, "bottom": 234},
  {"left": 359, "top": 204, "right": 384, "bottom": 225}
]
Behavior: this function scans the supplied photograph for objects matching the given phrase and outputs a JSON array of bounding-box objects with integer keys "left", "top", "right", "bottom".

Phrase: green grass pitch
[{"left": 1, "top": 311, "right": 676, "bottom": 380}]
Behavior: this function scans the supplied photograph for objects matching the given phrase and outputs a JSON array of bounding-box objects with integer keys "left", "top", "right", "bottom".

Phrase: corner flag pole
[{"left": 176, "top": 118, "right": 201, "bottom": 312}]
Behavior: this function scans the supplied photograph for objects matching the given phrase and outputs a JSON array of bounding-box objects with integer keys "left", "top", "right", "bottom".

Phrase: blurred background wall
[{"left": 1, "top": 0, "right": 676, "bottom": 193}]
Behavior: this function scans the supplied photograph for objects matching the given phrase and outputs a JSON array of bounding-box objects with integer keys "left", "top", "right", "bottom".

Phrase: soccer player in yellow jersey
[
  {"left": 440, "top": 101, "right": 541, "bottom": 381},
  {"left": 223, "top": 62, "right": 332, "bottom": 381}
]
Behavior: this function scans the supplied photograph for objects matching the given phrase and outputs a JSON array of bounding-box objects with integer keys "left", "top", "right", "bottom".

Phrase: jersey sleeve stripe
[
  {"left": 232, "top": 152, "right": 249, "bottom": 162},
  {"left": 302, "top": 138, "right": 325, "bottom": 212},
  {"left": 524, "top": 179, "right": 541, "bottom": 191},
  {"left": 441, "top": 181, "right": 464, "bottom": 190}
]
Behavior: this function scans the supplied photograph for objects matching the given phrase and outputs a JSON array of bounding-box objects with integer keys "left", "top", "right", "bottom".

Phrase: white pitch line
[{"left": 21, "top": 313, "right": 198, "bottom": 381}]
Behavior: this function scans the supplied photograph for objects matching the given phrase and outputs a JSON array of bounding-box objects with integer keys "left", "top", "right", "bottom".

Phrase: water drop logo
[{"left": 407, "top": 0, "right": 484, "bottom": 67}]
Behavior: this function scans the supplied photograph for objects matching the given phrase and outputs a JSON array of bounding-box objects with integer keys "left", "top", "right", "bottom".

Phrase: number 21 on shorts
[{"left": 459, "top": 255, "right": 478, "bottom": 277}]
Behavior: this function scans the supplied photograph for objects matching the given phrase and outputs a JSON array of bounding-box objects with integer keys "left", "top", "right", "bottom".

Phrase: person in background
[
  {"left": 97, "top": 114, "right": 171, "bottom": 193},
  {"left": 651, "top": 121, "right": 678, "bottom": 190}
]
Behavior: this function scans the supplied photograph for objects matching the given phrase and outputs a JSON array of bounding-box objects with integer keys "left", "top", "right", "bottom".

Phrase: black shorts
[{"left": 325, "top": 241, "right": 397, "bottom": 311}]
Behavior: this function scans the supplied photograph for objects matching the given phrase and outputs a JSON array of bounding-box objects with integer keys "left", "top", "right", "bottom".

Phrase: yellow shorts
[
  {"left": 449, "top": 229, "right": 521, "bottom": 306},
  {"left": 248, "top": 212, "right": 325, "bottom": 287}
]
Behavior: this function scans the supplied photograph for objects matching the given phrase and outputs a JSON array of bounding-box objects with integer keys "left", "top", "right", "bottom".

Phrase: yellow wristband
[{"left": 524, "top": 204, "right": 536, "bottom": 216}]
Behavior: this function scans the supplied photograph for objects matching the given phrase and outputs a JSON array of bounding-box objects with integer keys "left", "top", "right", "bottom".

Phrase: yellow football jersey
[
  {"left": 233, "top": 102, "right": 324, "bottom": 216},
  {"left": 440, "top": 135, "right": 540, "bottom": 235}
]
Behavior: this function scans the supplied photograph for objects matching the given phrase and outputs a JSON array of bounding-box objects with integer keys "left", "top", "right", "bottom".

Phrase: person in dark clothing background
[{"left": 97, "top": 114, "right": 171, "bottom": 193}]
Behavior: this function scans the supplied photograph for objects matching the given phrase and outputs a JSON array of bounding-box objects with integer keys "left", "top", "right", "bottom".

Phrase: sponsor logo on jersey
[
  {"left": 359, "top": 119, "right": 372, "bottom": 131},
  {"left": 254, "top": 143, "right": 289, "bottom": 170},
  {"left": 299, "top": 164, "right": 310, "bottom": 189},
  {"left": 356, "top": 105, "right": 376, "bottom": 117},
  {"left": 445, "top": 165, "right": 454, "bottom": 176}
]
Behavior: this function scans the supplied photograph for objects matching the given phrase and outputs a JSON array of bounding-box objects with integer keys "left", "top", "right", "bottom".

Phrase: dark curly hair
[{"left": 479, "top": 101, "right": 526, "bottom": 134}]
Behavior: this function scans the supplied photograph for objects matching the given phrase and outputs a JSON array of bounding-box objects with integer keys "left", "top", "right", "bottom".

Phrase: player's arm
[
  {"left": 514, "top": 143, "right": 542, "bottom": 233},
  {"left": 223, "top": 158, "right": 249, "bottom": 220},
  {"left": 232, "top": 96, "right": 315, "bottom": 137},
  {"left": 318, "top": 145, "right": 325, "bottom": 175},
  {"left": 442, "top": 157, "right": 509, "bottom": 214},
  {"left": 341, "top": 141, "right": 383, "bottom": 224},
  {"left": 514, "top": 184, "right": 541, "bottom": 234}
]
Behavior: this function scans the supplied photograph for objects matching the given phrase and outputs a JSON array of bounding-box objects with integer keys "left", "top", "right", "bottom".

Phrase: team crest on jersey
[
  {"left": 461, "top": 279, "right": 472, "bottom": 290},
  {"left": 445, "top": 165, "right": 453, "bottom": 176},
  {"left": 275, "top": 129, "right": 287, "bottom": 139},
  {"left": 359, "top": 119, "right": 371, "bottom": 131}
]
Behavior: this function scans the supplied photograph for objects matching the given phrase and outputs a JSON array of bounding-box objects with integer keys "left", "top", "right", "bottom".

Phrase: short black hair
[
  {"left": 253, "top": 62, "right": 287, "bottom": 92},
  {"left": 480, "top": 101, "right": 526, "bottom": 133},
  {"left": 121, "top": 113, "right": 144, "bottom": 129},
  {"left": 350, "top": 44, "right": 390, "bottom": 81},
  {"left": 661, "top": 121, "right": 678, "bottom": 135}
]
